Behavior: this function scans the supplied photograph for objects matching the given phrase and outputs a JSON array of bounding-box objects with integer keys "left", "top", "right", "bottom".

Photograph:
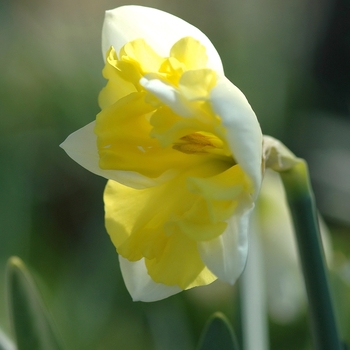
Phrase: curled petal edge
[{"left": 210, "top": 75, "right": 263, "bottom": 199}]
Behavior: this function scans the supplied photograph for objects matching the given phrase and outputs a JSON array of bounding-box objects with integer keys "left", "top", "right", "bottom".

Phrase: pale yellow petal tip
[{"left": 263, "top": 135, "right": 300, "bottom": 172}]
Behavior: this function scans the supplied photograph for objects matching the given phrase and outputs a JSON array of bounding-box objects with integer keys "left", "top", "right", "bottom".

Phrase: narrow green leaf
[
  {"left": 197, "top": 312, "right": 240, "bottom": 350},
  {"left": 6, "top": 256, "right": 64, "bottom": 350}
]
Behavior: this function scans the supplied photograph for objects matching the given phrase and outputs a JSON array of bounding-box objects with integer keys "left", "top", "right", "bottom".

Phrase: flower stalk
[{"left": 280, "top": 160, "right": 342, "bottom": 350}]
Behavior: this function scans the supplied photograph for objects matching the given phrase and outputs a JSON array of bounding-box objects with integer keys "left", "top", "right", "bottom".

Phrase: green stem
[{"left": 280, "top": 160, "right": 342, "bottom": 350}]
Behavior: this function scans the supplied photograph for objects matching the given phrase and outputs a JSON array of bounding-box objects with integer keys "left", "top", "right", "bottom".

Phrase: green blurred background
[{"left": 1, "top": 0, "right": 350, "bottom": 349}]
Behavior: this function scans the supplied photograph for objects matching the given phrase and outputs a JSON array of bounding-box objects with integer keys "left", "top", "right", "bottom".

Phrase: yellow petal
[
  {"left": 105, "top": 179, "right": 214, "bottom": 288},
  {"left": 103, "top": 159, "right": 233, "bottom": 288},
  {"left": 60, "top": 122, "right": 169, "bottom": 189},
  {"left": 170, "top": 37, "right": 208, "bottom": 70},
  {"left": 179, "top": 69, "right": 217, "bottom": 101},
  {"left": 145, "top": 230, "right": 216, "bottom": 289},
  {"left": 95, "top": 92, "right": 198, "bottom": 178},
  {"left": 98, "top": 47, "right": 137, "bottom": 109},
  {"left": 120, "top": 39, "right": 163, "bottom": 74}
]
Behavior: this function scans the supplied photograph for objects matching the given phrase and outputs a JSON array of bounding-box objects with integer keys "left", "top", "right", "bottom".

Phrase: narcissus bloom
[{"left": 61, "top": 5, "right": 262, "bottom": 301}]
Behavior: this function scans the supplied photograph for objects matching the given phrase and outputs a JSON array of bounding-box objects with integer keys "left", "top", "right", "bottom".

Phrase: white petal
[
  {"left": 140, "top": 76, "right": 193, "bottom": 117},
  {"left": 119, "top": 256, "right": 182, "bottom": 302},
  {"left": 60, "top": 122, "right": 172, "bottom": 189},
  {"left": 210, "top": 75, "right": 263, "bottom": 198},
  {"left": 102, "top": 5, "right": 223, "bottom": 73},
  {"left": 198, "top": 204, "right": 254, "bottom": 284}
]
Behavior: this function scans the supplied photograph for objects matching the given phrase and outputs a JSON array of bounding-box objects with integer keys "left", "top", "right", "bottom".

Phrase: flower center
[{"left": 173, "top": 133, "right": 216, "bottom": 154}]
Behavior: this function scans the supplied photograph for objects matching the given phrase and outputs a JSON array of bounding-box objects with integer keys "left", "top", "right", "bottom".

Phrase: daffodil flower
[{"left": 61, "top": 5, "right": 262, "bottom": 301}]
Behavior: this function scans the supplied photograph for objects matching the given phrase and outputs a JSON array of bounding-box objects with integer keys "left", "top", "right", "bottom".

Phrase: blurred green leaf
[
  {"left": 196, "top": 312, "right": 240, "bottom": 350},
  {"left": 6, "top": 256, "right": 64, "bottom": 350}
]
